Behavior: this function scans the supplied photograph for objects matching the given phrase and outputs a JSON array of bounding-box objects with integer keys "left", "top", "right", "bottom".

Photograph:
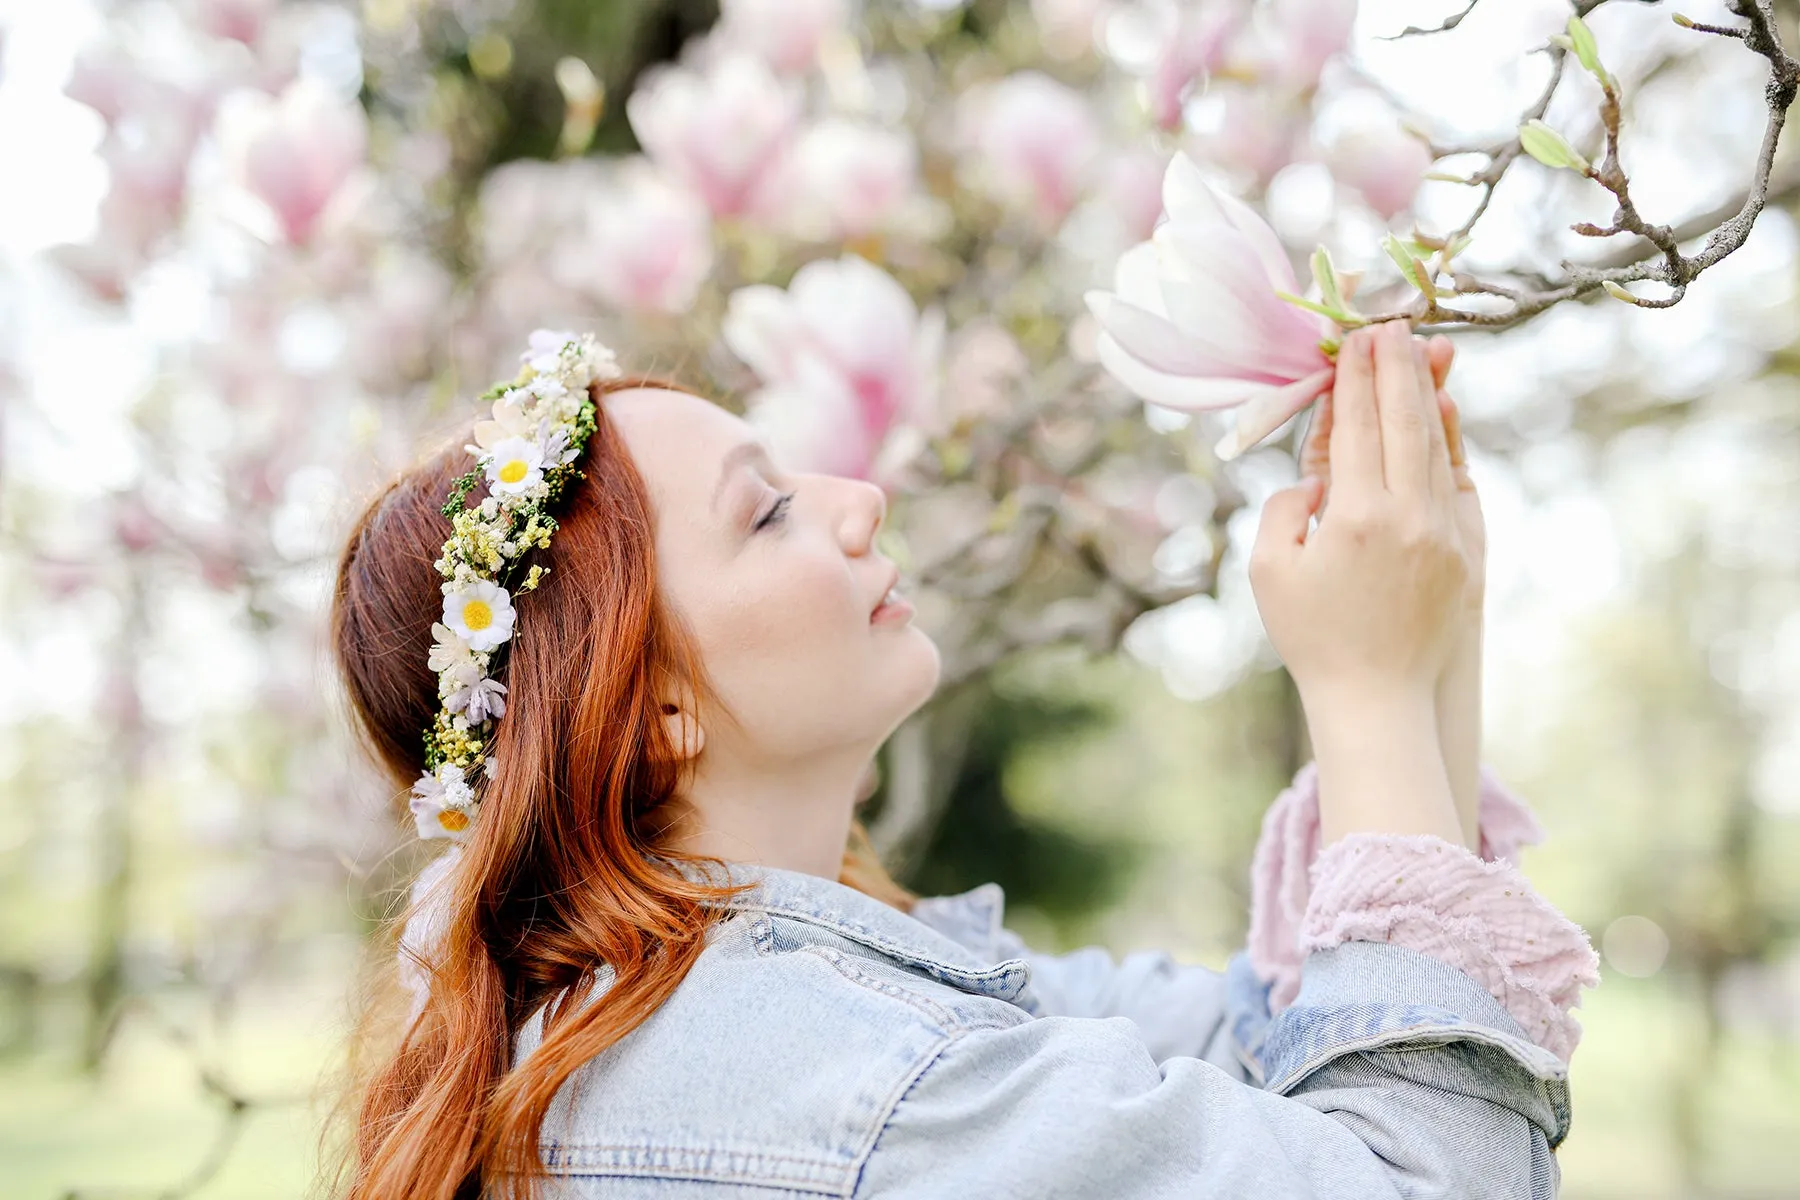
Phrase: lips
[{"left": 870, "top": 564, "right": 901, "bottom": 619}]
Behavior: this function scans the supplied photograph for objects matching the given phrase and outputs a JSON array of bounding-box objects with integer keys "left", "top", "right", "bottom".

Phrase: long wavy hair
[{"left": 321, "top": 374, "right": 914, "bottom": 1200}]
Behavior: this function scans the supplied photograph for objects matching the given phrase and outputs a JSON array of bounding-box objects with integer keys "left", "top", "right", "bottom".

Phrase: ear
[{"left": 659, "top": 699, "right": 706, "bottom": 762}]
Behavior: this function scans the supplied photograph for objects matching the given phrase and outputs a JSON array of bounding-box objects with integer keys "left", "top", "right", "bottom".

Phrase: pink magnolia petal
[
  {"left": 1162, "top": 152, "right": 1297, "bottom": 292},
  {"left": 1111, "top": 241, "right": 1170, "bottom": 317},
  {"left": 721, "top": 284, "right": 808, "bottom": 382},
  {"left": 1154, "top": 223, "right": 1327, "bottom": 380},
  {"left": 1213, "top": 366, "right": 1335, "bottom": 460},
  {"left": 1086, "top": 291, "right": 1284, "bottom": 382},
  {"left": 1095, "top": 332, "right": 1290, "bottom": 412}
]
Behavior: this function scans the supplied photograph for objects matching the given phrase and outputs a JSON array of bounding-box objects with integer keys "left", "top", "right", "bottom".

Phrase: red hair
[{"left": 323, "top": 375, "right": 912, "bottom": 1200}]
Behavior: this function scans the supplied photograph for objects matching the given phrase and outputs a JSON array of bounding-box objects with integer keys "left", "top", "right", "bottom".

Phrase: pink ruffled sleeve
[{"left": 1246, "top": 763, "right": 1601, "bottom": 1064}]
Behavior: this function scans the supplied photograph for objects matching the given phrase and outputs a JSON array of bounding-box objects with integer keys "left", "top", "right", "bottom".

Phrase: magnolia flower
[
  {"left": 218, "top": 78, "right": 367, "bottom": 244},
  {"left": 1189, "top": 86, "right": 1307, "bottom": 189},
  {"left": 1262, "top": 0, "right": 1358, "bottom": 91},
  {"left": 1145, "top": 2, "right": 1246, "bottom": 130},
  {"left": 483, "top": 436, "right": 546, "bottom": 498},
  {"left": 559, "top": 159, "right": 714, "bottom": 314},
  {"left": 196, "top": 0, "right": 275, "bottom": 45},
  {"left": 1327, "top": 124, "right": 1432, "bottom": 221},
  {"left": 65, "top": 44, "right": 139, "bottom": 126},
  {"left": 723, "top": 254, "right": 944, "bottom": 480},
  {"left": 786, "top": 118, "right": 919, "bottom": 241},
  {"left": 411, "top": 764, "right": 476, "bottom": 842},
  {"left": 1084, "top": 153, "right": 1334, "bottom": 460},
  {"left": 626, "top": 54, "right": 802, "bottom": 219},
  {"left": 1100, "top": 147, "right": 1173, "bottom": 243},
  {"left": 958, "top": 71, "right": 1101, "bottom": 228},
  {"left": 718, "top": 0, "right": 847, "bottom": 73},
  {"left": 443, "top": 580, "right": 517, "bottom": 653}
]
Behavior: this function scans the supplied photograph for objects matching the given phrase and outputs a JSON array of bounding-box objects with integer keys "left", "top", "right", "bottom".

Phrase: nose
[{"left": 837, "top": 476, "right": 887, "bottom": 557}]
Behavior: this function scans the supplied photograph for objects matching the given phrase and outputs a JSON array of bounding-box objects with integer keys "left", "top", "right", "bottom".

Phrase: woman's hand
[
  {"left": 1298, "top": 332, "right": 1486, "bottom": 847},
  {"left": 1299, "top": 336, "right": 1482, "bottom": 608},
  {"left": 1249, "top": 320, "right": 1469, "bottom": 845},
  {"left": 1251, "top": 321, "right": 1469, "bottom": 701}
]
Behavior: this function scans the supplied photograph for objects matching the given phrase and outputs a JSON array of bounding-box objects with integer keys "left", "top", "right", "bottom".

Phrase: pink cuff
[{"left": 1246, "top": 763, "right": 1600, "bottom": 1064}]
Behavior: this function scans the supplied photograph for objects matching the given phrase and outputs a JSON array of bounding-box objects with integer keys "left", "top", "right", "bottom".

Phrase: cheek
[{"left": 688, "top": 541, "right": 864, "bottom": 689}]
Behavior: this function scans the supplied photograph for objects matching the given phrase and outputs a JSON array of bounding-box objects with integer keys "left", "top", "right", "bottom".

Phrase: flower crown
[{"left": 408, "top": 330, "right": 622, "bottom": 842}]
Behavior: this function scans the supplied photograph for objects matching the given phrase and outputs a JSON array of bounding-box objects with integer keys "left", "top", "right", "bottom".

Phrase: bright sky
[{"left": 1, "top": 0, "right": 1794, "bottom": 811}]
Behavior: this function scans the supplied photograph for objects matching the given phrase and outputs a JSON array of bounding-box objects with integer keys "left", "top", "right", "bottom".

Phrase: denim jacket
[{"left": 509, "top": 860, "right": 1572, "bottom": 1198}]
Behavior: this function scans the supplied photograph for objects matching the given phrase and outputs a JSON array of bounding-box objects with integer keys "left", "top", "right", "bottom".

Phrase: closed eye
[{"left": 754, "top": 491, "right": 795, "bottom": 532}]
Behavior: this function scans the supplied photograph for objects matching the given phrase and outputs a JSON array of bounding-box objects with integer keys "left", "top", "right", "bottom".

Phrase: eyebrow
[{"left": 711, "top": 440, "right": 770, "bottom": 513}]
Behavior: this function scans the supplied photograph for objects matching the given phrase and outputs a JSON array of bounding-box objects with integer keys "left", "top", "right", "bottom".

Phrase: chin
[{"left": 887, "top": 625, "right": 942, "bottom": 717}]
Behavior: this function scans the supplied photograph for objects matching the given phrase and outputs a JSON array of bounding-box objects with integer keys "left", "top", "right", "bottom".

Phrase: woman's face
[{"left": 605, "top": 387, "right": 941, "bottom": 766}]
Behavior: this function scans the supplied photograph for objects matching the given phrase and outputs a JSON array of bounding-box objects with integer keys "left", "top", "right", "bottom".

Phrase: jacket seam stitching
[
  {"left": 847, "top": 1028, "right": 960, "bottom": 1200},
  {"left": 793, "top": 944, "right": 963, "bottom": 1030}
]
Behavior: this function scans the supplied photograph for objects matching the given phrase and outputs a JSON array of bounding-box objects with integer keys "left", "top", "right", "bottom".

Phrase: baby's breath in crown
[{"left": 408, "top": 330, "right": 621, "bottom": 842}]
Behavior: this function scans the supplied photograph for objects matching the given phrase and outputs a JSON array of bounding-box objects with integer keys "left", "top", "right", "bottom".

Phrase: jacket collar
[{"left": 667, "top": 857, "right": 1036, "bottom": 1009}]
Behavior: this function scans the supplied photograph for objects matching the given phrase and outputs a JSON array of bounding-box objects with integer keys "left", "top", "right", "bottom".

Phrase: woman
[{"left": 327, "top": 319, "right": 1597, "bottom": 1199}]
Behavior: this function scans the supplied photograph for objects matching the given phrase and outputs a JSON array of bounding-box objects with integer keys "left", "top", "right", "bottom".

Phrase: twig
[{"left": 1374, "top": 0, "right": 1799, "bottom": 328}]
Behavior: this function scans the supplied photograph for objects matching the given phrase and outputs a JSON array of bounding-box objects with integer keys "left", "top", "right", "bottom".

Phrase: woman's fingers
[
  {"left": 1327, "top": 328, "right": 1382, "bottom": 501},
  {"left": 1299, "top": 390, "right": 1333, "bottom": 490},
  {"left": 1439, "top": 391, "right": 1475, "bottom": 489},
  {"left": 1427, "top": 334, "right": 1454, "bottom": 390},
  {"left": 1410, "top": 336, "right": 1456, "bottom": 506},
  {"left": 1373, "top": 321, "right": 1431, "bottom": 501}
]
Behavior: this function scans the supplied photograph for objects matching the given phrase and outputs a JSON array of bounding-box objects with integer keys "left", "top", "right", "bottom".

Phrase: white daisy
[
  {"left": 442, "top": 580, "right": 516, "bottom": 652},
  {"left": 484, "top": 436, "right": 546, "bottom": 498},
  {"left": 410, "top": 764, "right": 475, "bottom": 841}
]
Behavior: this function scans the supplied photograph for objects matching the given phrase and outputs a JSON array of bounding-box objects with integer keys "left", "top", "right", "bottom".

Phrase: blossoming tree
[{"left": 7, "top": 0, "right": 1798, "bottom": 1190}]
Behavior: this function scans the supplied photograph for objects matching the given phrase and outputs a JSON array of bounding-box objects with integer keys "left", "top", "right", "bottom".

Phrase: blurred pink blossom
[
  {"left": 717, "top": 0, "right": 847, "bottom": 74},
  {"left": 1145, "top": 2, "right": 1246, "bottom": 130},
  {"left": 219, "top": 79, "right": 368, "bottom": 244},
  {"left": 1263, "top": 0, "right": 1358, "bottom": 91},
  {"left": 785, "top": 118, "right": 918, "bottom": 241},
  {"left": 1084, "top": 153, "right": 1332, "bottom": 460},
  {"left": 1189, "top": 86, "right": 1307, "bottom": 189},
  {"left": 958, "top": 70, "right": 1102, "bottom": 228},
  {"left": 627, "top": 54, "right": 802, "bottom": 219},
  {"left": 1099, "top": 147, "right": 1173, "bottom": 242},
  {"left": 556, "top": 159, "right": 715, "bottom": 314},
  {"left": 723, "top": 254, "right": 944, "bottom": 480},
  {"left": 1031, "top": 0, "right": 1112, "bottom": 59},
  {"left": 1327, "top": 124, "right": 1432, "bottom": 221},
  {"left": 65, "top": 45, "right": 140, "bottom": 125},
  {"left": 194, "top": 0, "right": 275, "bottom": 45}
]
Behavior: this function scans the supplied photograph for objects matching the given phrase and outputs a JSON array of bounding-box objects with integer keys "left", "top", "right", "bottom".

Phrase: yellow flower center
[
  {"left": 499, "top": 458, "right": 529, "bottom": 484},
  {"left": 438, "top": 810, "right": 470, "bottom": 833},
  {"left": 463, "top": 599, "right": 493, "bottom": 631}
]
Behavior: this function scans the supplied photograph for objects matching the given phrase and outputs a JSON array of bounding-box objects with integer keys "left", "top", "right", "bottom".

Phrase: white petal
[
  {"left": 1213, "top": 366, "right": 1335, "bottom": 460},
  {"left": 1096, "top": 332, "right": 1285, "bottom": 412},
  {"left": 1111, "top": 241, "right": 1168, "bottom": 316},
  {"left": 1162, "top": 152, "right": 1296, "bottom": 292},
  {"left": 722, "top": 284, "right": 806, "bottom": 382}
]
